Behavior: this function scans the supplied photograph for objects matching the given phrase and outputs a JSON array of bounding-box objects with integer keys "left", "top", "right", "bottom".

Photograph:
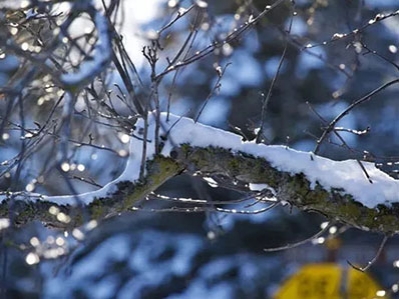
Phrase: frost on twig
[{"left": 0, "top": 113, "right": 399, "bottom": 232}]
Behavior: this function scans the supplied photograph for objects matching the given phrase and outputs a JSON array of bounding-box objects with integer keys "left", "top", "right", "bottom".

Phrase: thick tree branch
[
  {"left": 172, "top": 146, "right": 399, "bottom": 233},
  {"left": 0, "top": 156, "right": 181, "bottom": 228},
  {"left": 1, "top": 113, "right": 399, "bottom": 233}
]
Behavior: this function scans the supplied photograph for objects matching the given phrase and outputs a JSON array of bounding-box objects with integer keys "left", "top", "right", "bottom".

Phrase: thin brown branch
[
  {"left": 314, "top": 78, "right": 399, "bottom": 154},
  {"left": 347, "top": 234, "right": 389, "bottom": 272},
  {"left": 264, "top": 222, "right": 333, "bottom": 252}
]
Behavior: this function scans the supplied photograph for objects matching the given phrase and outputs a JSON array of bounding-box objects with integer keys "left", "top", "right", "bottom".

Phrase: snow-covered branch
[
  {"left": 59, "top": 3, "right": 112, "bottom": 89},
  {"left": 1, "top": 113, "right": 399, "bottom": 232}
]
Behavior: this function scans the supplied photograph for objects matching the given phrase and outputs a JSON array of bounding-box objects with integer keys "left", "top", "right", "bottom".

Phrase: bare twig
[
  {"left": 314, "top": 78, "right": 399, "bottom": 154},
  {"left": 256, "top": 3, "right": 294, "bottom": 143},
  {"left": 195, "top": 63, "right": 230, "bottom": 122},
  {"left": 264, "top": 222, "right": 333, "bottom": 252},
  {"left": 347, "top": 234, "right": 389, "bottom": 272}
]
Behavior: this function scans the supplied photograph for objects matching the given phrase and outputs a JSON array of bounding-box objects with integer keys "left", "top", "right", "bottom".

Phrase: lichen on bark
[{"left": 1, "top": 143, "right": 399, "bottom": 233}]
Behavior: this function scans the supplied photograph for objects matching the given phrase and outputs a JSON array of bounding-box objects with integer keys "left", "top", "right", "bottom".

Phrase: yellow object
[
  {"left": 325, "top": 237, "right": 342, "bottom": 251},
  {"left": 274, "top": 263, "right": 388, "bottom": 299}
]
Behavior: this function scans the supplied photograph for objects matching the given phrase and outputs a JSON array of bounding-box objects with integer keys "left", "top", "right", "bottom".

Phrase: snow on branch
[
  {"left": 59, "top": 3, "right": 112, "bottom": 89},
  {"left": 0, "top": 0, "right": 27, "bottom": 9},
  {"left": 1, "top": 113, "right": 399, "bottom": 232},
  {"left": 0, "top": 0, "right": 112, "bottom": 90}
]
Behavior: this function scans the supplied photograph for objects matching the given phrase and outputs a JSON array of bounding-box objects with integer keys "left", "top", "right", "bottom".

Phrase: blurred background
[{"left": 1, "top": 0, "right": 399, "bottom": 298}]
